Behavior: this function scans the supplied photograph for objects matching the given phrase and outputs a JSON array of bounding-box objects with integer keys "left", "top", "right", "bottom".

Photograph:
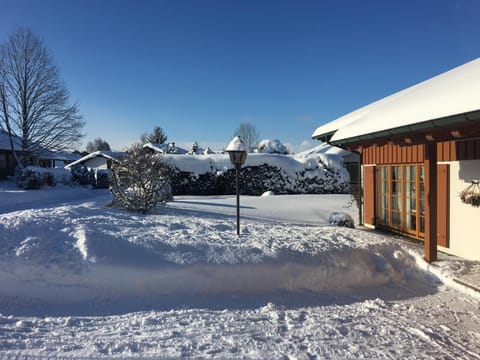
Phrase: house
[
  {"left": 312, "top": 58, "right": 480, "bottom": 262},
  {"left": 65, "top": 150, "right": 124, "bottom": 170},
  {"left": 38, "top": 151, "right": 81, "bottom": 168},
  {"left": 0, "top": 129, "right": 21, "bottom": 179}
]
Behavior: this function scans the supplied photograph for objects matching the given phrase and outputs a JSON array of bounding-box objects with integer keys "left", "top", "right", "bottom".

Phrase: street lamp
[{"left": 225, "top": 136, "right": 248, "bottom": 235}]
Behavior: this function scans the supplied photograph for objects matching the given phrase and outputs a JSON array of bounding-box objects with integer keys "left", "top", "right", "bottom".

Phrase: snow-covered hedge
[
  {"left": 69, "top": 165, "right": 112, "bottom": 189},
  {"left": 165, "top": 150, "right": 350, "bottom": 195},
  {"left": 16, "top": 166, "right": 72, "bottom": 189}
]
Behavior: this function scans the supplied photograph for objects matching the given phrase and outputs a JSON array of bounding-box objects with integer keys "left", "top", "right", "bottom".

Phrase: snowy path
[{"left": 0, "top": 187, "right": 479, "bottom": 359}]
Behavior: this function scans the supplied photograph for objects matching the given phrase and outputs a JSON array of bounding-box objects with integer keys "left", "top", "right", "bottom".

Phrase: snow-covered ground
[{"left": 1, "top": 181, "right": 480, "bottom": 359}]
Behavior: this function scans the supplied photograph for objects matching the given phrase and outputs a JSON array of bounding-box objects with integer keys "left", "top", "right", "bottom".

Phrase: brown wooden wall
[
  {"left": 363, "top": 139, "right": 480, "bottom": 165},
  {"left": 363, "top": 166, "right": 376, "bottom": 225},
  {"left": 436, "top": 164, "right": 449, "bottom": 248},
  {"left": 0, "top": 150, "right": 16, "bottom": 179}
]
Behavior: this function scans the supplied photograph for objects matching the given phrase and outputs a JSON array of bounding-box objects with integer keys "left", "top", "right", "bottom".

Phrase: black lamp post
[{"left": 225, "top": 136, "right": 248, "bottom": 235}]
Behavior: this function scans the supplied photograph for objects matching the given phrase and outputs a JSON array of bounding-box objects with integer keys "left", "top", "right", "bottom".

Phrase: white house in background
[
  {"left": 65, "top": 151, "right": 124, "bottom": 170},
  {"left": 312, "top": 58, "right": 480, "bottom": 262},
  {"left": 38, "top": 151, "right": 81, "bottom": 168},
  {"left": 143, "top": 142, "right": 188, "bottom": 155}
]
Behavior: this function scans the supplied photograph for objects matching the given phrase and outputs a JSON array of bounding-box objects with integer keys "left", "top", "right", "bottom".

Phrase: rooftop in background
[
  {"left": 0, "top": 130, "right": 22, "bottom": 151},
  {"left": 65, "top": 150, "right": 124, "bottom": 168}
]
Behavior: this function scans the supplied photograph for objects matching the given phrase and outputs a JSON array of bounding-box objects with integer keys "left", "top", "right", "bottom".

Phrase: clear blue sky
[{"left": 1, "top": 0, "right": 479, "bottom": 152}]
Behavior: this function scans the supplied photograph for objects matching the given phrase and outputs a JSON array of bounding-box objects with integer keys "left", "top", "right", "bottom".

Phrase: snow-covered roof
[
  {"left": 0, "top": 130, "right": 23, "bottom": 151},
  {"left": 143, "top": 142, "right": 188, "bottom": 154},
  {"left": 312, "top": 58, "right": 480, "bottom": 143},
  {"left": 65, "top": 150, "right": 123, "bottom": 168},
  {"left": 39, "top": 151, "right": 81, "bottom": 162}
]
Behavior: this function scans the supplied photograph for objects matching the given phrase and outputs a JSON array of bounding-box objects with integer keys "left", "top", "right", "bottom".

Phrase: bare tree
[
  {"left": 0, "top": 27, "right": 84, "bottom": 167},
  {"left": 233, "top": 123, "right": 260, "bottom": 151},
  {"left": 141, "top": 126, "right": 167, "bottom": 144},
  {"left": 110, "top": 143, "right": 172, "bottom": 213},
  {"left": 86, "top": 137, "right": 111, "bottom": 152}
]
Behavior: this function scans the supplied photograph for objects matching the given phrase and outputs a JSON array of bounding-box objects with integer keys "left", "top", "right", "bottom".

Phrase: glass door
[{"left": 376, "top": 164, "right": 425, "bottom": 239}]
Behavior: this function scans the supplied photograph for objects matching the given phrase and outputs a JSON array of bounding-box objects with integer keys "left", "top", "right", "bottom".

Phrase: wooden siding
[
  {"left": 437, "top": 164, "right": 449, "bottom": 248},
  {"left": 363, "top": 166, "right": 376, "bottom": 225},
  {"left": 363, "top": 139, "right": 480, "bottom": 165},
  {"left": 0, "top": 150, "right": 16, "bottom": 179}
]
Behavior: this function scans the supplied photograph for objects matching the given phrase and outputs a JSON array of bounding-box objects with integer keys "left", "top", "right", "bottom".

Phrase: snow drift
[{"left": 0, "top": 190, "right": 437, "bottom": 315}]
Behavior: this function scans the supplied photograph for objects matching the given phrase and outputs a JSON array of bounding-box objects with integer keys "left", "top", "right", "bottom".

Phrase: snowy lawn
[{"left": 0, "top": 182, "right": 480, "bottom": 359}]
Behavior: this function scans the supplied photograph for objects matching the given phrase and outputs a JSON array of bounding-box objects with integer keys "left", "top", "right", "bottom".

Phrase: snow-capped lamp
[
  {"left": 225, "top": 136, "right": 248, "bottom": 235},
  {"left": 225, "top": 136, "right": 248, "bottom": 166}
]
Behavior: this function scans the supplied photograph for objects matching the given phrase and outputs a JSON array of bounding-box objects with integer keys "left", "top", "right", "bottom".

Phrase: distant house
[
  {"left": 312, "top": 58, "right": 480, "bottom": 262},
  {"left": 143, "top": 142, "right": 188, "bottom": 155},
  {"left": 0, "top": 130, "right": 21, "bottom": 179},
  {"left": 38, "top": 151, "right": 81, "bottom": 168},
  {"left": 65, "top": 150, "right": 124, "bottom": 170}
]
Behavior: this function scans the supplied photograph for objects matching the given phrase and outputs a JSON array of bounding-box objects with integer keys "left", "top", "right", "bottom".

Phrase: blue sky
[{"left": 1, "top": 0, "right": 479, "bottom": 152}]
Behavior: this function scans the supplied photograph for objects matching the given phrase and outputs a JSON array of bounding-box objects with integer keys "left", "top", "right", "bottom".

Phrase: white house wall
[
  {"left": 439, "top": 159, "right": 480, "bottom": 261},
  {"left": 84, "top": 157, "right": 109, "bottom": 170}
]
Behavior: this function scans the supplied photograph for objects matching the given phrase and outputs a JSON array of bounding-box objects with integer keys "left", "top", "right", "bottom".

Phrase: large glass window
[{"left": 377, "top": 164, "right": 425, "bottom": 239}]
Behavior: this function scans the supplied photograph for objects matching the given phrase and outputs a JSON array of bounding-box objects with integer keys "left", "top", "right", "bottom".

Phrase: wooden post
[{"left": 424, "top": 142, "right": 437, "bottom": 262}]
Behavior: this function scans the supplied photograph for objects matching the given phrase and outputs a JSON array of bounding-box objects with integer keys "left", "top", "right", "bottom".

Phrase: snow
[
  {"left": 163, "top": 147, "right": 351, "bottom": 184},
  {"left": 65, "top": 150, "right": 123, "bottom": 168},
  {"left": 0, "top": 181, "right": 480, "bottom": 359},
  {"left": 255, "top": 139, "right": 288, "bottom": 154},
  {"left": 312, "top": 57, "right": 480, "bottom": 142},
  {"left": 225, "top": 136, "right": 249, "bottom": 152}
]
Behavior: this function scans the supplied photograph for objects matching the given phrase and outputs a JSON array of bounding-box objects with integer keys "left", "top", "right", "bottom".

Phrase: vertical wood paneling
[
  {"left": 458, "top": 141, "right": 466, "bottom": 160},
  {"left": 412, "top": 145, "right": 417, "bottom": 162},
  {"left": 437, "top": 142, "right": 443, "bottom": 161},
  {"left": 475, "top": 140, "right": 480, "bottom": 159},
  {"left": 424, "top": 142, "right": 438, "bottom": 262},
  {"left": 437, "top": 164, "right": 449, "bottom": 248},
  {"left": 419, "top": 145, "right": 424, "bottom": 161},
  {"left": 466, "top": 140, "right": 474, "bottom": 160},
  {"left": 364, "top": 166, "right": 376, "bottom": 225}
]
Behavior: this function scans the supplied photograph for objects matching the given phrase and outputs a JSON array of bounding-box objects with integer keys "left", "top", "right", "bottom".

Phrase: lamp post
[{"left": 225, "top": 136, "right": 248, "bottom": 235}]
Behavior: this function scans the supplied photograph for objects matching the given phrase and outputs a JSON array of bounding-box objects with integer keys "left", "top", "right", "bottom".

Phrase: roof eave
[{"left": 328, "top": 111, "right": 480, "bottom": 148}]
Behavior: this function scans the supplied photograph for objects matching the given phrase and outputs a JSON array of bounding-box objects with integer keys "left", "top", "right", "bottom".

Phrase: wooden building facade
[{"left": 313, "top": 58, "right": 480, "bottom": 262}]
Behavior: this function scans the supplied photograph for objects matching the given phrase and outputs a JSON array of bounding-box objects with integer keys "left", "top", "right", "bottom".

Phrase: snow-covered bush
[
  {"left": 328, "top": 212, "right": 355, "bottom": 228},
  {"left": 70, "top": 164, "right": 93, "bottom": 186},
  {"left": 254, "top": 139, "right": 288, "bottom": 154},
  {"left": 16, "top": 167, "right": 42, "bottom": 189},
  {"left": 110, "top": 143, "right": 173, "bottom": 213}
]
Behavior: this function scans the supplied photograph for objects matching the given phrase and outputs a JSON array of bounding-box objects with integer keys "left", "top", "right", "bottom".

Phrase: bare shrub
[{"left": 110, "top": 143, "right": 172, "bottom": 213}]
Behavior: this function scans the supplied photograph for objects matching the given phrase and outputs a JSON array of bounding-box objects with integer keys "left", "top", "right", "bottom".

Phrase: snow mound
[
  {"left": 329, "top": 211, "right": 355, "bottom": 228},
  {"left": 0, "top": 195, "right": 440, "bottom": 313}
]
